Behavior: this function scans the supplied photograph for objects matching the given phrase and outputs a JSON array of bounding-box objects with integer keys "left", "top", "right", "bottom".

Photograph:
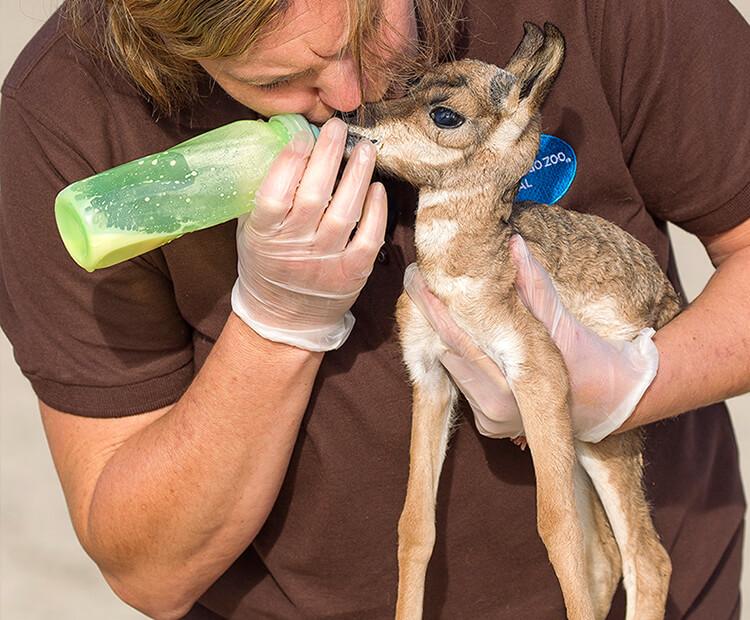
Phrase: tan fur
[{"left": 347, "top": 22, "right": 677, "bottom": 620}]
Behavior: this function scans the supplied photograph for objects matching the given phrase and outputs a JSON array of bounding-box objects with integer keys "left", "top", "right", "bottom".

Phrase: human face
[{"left": 199, "top": 0, "right": 417, "bottom": 124}]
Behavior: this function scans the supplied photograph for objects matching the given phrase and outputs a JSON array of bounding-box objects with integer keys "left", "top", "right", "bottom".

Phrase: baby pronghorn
[{"left": 347, "top": 22, "right": 677, "bottom": 620}]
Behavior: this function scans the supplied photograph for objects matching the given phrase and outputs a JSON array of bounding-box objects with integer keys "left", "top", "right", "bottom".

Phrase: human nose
[{"left": 317, "top": 52, "right": 362, "bottom": 113}]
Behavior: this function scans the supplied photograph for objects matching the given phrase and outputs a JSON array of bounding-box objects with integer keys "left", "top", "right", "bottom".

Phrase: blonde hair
[{"left": 67, "top": 0, "right": 464, "bottom": 116}]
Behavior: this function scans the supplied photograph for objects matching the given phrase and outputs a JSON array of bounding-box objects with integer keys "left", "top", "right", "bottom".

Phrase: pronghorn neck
[
  {"left": 416, "top": 180, "right": 514, "bottom": 225},
  {"left": 413, "top": 180, "right": 515, "bottom": 274}
]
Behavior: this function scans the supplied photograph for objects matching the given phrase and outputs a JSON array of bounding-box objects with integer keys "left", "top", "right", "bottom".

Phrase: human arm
[
  {"left": 38, "top": 118, "right": 387, "bottom": 619},
  {"left": 623, "top": 216, "right": 750, "bottom": 430},
  {"left": 41, "top": 319, "right": 322, "bottom": 620}
]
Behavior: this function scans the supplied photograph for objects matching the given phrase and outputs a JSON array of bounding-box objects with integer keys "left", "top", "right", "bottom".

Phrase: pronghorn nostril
[{"left": 345, "top": 132, "right": 361, "bottom": 153}]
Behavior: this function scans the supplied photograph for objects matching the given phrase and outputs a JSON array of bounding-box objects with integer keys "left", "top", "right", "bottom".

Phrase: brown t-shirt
[{"left": 2, "top": 0, "right": 749, "bottom": 618}]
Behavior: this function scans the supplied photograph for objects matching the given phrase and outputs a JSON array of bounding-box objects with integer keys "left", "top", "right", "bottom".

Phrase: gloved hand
[
  {"left": 403, "top": 235, "right": 659, "bottom": 443},
  {"left": 403, "top": 264, "right": 524, "bottom": 439},
  {"left": 510, "top": 235, "right": 659, "bottom": 442},
  {"left": 232, "top": 118, "right": 388, "bottom": 351}
]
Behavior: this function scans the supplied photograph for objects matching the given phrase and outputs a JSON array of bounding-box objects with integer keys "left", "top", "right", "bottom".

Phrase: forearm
[
  {"left": 623, "top": 243, "right": 750, "bottom": 430},
  {"left": 85, "top": 313, "right": 322, "bottom": 617}
]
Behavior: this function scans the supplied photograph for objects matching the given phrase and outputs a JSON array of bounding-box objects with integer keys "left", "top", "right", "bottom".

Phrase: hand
[
  {"left": 403, "top": 235, "right": 659, "bottom": 443},
  {"left": 511, "top": 235, "right": 659, "bottom": 442},
  {"left": 403, "top": 264, "right": 524, "bottom": 439},
  {"left": 231, "top": 118, "right": 388, "bottom": 351}
]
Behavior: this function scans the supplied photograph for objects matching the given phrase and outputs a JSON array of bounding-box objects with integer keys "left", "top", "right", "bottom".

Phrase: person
[{"left": 1, "top": 0, "right": 749, "bottom": 617}]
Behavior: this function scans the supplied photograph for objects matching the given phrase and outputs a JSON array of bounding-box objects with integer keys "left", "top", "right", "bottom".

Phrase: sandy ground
[{"left": 2, "top": 1, "right": 750, "bottom": 618}]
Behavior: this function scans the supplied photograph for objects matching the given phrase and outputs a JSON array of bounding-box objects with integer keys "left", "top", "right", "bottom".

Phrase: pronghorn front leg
[
  {"left": 396, "top": 294, "right": 460, "bottom": 620},
  {"left": 498, "top": 318, "right": 595, "bottom": 620}
]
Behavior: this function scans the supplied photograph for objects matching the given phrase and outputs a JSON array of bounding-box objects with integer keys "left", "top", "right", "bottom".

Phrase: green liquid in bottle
[{"left": 55, "top": 114, "right": 318, "bottom": 271}]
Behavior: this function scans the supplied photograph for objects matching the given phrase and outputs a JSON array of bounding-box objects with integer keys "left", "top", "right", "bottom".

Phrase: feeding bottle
[{"left": 55, "top": 113, "right": 319, "bottom": 272}]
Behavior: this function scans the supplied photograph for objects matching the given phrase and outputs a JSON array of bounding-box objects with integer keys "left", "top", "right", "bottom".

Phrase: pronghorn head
[{"left": 346, "top": 22, "right": 565, "bottom": 195}]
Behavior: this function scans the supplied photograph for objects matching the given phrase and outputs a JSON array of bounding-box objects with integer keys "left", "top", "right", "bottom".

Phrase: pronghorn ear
[
  {"left": 505, "top": 22, "right": 546, "bottom": 76},
  {"left": 493, "top": 22, "right": 565, "bottom": 114}
]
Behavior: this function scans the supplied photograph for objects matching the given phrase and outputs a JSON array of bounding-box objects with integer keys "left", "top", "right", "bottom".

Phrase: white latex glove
[
  {"left": 231, "top": 118, "right": 388, "bottom": 351},
  {"left": 403, "top": 264, "right": 524, "bottom": 439},
  {"left": 510, "top": 234, "right": 659, "bottom": 442},
  {"left": 403, "top": 235, "right": 659, "bottom": 443}
]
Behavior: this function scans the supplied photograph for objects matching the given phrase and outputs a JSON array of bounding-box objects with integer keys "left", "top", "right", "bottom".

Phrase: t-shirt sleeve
[
  {"left": 0, "top": 94, "right": 195, "bottom": 417},
  {"left": 595, "top": 0, "right": 750, "bottom": 236}
]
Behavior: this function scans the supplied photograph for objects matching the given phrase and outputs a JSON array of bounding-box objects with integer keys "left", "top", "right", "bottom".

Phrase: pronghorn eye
[{"left": 430, "top": 106, "right": 465, "bottom": 129}]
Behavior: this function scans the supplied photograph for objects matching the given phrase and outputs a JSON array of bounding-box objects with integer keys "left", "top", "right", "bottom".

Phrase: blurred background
[{"left": 2, "top": 0, "right": 750, "bottom": 618}]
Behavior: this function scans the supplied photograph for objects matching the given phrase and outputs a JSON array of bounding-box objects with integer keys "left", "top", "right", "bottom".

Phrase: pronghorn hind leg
[
  {"left": 577, "top": 432, "right": 671, "bottom": 620},
  {"left": 573, "top": 458, "right": 622, "bottom": 619}
]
